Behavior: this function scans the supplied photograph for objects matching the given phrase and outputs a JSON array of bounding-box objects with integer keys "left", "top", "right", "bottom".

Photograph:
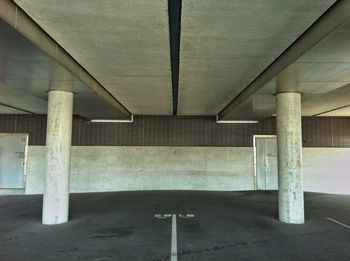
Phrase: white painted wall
[
  {"left": 303, "top": 148, "right": 350, "bottom": 195},
  {"left": 26, "top": 146, "right": 254, "bottom": 194},
  {"left": 24, "top": 146, "right": 350, "bottom": 195}
]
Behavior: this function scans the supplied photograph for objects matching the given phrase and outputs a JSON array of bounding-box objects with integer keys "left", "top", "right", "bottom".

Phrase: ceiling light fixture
[{"left": 216, "top": 116, "right": 258, "bottom": 124}]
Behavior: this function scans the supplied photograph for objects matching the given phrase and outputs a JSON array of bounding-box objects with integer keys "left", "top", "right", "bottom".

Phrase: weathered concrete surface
[
  {"left": 0, "top": 189, "right": 25, "bottom": 195},
  {"left": 178, "top": 0, "right": 335, "bottom": 115},
  {"left": 24, "top": 146, "right": 350, "bottom": 195},
  {"left": 276, "top": 92, "right": 304, "bottom": 224},
  {"left": 26, "top": 146, "right": 254, "bottom": 194},
  {"left": 0, "top": 11, "right": 129, "bottom": 119},
  {"left": 302, "top": 83, "right": 350, "bottom": 116},
  {"left": 42, "top": 90, "right": 73, "bottom": 225},
  {"left": 14, "top": 0, "right": 172, "bottom": 115}
]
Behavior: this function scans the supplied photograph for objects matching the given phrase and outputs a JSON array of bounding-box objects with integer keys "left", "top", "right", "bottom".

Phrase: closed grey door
[
  {"left": 0, "top": 134, "right": 27, "bottom": 188},
  {"left": 256, "top": 137, "right": 278, "bottom": 190}
]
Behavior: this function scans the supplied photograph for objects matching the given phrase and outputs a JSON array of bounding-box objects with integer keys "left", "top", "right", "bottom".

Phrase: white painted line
[
  {"left": 327, "top": 217, "right": 350, "bottom": 229},
  {"left": 171, "top": 214, "right": 177, "bottom": 261},
  {"left": 155, "top": 214, "right": 172, "bottom": 219},
  {"left": 154, "top": 213, "right": 195, "bottom": 260},
  {"left": 179, "top": 214, "right": 194, "bottom": 218}
]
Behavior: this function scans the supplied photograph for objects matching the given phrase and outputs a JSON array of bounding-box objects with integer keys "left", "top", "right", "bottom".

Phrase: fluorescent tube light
[{"left": 216, "top": 116, "right": 258, "bottom": 124}]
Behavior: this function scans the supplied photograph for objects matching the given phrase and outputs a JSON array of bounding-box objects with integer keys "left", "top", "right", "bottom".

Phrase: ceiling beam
[
  {"left": 0, "top": 103, "right": 34, "bottom": 114},
  {"left": 0, "top": 0, "right": 132, "bottom": 120},
  {"left": 314, "top": 104, "right": 350, "bottom": 116},
  {"left": 301, "top": 83, "right": 350, "bottom": 116},
  {"left": 168, "top": 0, "right": 182, "bottom": 115},
  {"left": 0, "top": 88, "right": 47, "bottom": 114},
  {"left": 218, "top": 0, "right": 350, "bottom": 120}
]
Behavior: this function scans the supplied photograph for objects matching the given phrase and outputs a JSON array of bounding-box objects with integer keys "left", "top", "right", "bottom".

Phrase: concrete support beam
[
  {"left": 42, "top": 90, "right": 73, "bottom": 225},
  {"left": 219, "top": 0, "right": 350, "bottom": 120},
  {"left": 0, "top": 0, "right": 131, "bottom": 120},
  {"left": 276, "top": 92, "right": 304, "bottom": 224}
]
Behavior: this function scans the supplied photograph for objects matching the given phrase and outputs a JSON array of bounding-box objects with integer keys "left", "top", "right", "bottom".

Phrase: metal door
[
  {"left": 0, "top": 133, "right": 27, "bottom": 188},
  {"left": 255, "top": 137, "right": 278, "bottom": 190}
]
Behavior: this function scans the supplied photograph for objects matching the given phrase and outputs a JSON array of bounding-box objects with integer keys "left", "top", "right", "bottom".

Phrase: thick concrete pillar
[
  {"left": 276, "top": 92, "right": 304, "bottom": 224},
  {"left": 42, "top": 90, "right": 73, "bottom": 225}
]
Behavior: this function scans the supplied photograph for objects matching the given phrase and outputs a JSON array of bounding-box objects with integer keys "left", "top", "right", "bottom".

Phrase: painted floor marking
[
  {"left": 179, "top": 214, "right": 195, "bottom": 218},
  {"left": 154, "top": 214, "right": 195, "bottom": 260},
  {"left": 171, "top": 214, "right": 177, "bottom": 261},
  {"left": 326, "top": 217, "right": 350, "bottom": 229},
  {"left": 155, "top": 214, "right": 171, "bottom": 219}
]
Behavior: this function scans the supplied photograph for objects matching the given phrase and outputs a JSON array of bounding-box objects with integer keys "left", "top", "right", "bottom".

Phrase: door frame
[
  {"left": 0, "top": 133, "right": 29, "bottom": 189},
  {"left": 253, "top": 135, "right": 277, "bottom": 190}
]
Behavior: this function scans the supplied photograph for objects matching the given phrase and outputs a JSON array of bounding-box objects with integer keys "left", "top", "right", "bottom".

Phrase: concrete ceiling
[
  {"left": 178, "top": 0, "right": 336, "bottom": 115},
  {"left": 0, "top": 104, "right": 29, "bottom": 114},
  {"left": 14, "top": 0, "right": 173, "bottom": 115},
  {"left": 224, "top": 16, "right": 350, "bottom": 120},
  {"left": 319, "top": 106, "right": 350, "bottom": 116},
  {"left": 302, "top": 84, "right": 350, "bottom": 116},
  {"left": 4, "top": 0, "right": 350, "bottom": 120},
  {"left": 0, "top": 18, "right": 128, "bottom": 119}
]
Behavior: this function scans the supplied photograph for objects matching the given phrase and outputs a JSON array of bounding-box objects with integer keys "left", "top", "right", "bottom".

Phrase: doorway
[
  {"left": 254, "top": 135, "right": 278, "bottom": 190},
  {"left": 0, "top": 133, "right": 28, "bottom": 189}
]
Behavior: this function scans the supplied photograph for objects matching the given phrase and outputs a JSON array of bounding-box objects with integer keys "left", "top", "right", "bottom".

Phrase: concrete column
[
  {"left": 276, "top": 92, "right": 304, "bottom": 224},
  {"left": 42, "top": 90, "right": 73, "bottom": 225}
]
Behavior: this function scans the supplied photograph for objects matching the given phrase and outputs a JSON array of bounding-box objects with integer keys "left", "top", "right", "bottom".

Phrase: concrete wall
[
  {"left": 303, "top": 148, "right": 350, "bottom": 195},
  {"left": 26, "top": 146, "right": 254, "bottom": 194},
  {"left": 25, "top": 146, "right": 350, "bottom": 195}
]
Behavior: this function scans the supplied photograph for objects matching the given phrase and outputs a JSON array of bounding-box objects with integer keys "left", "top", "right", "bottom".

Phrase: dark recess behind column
[{"left": 168, "top": 0, "right": 182, "bottom": 115}]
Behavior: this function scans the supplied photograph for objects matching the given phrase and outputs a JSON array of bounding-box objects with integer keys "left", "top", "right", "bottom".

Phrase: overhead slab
[
  {"left": 14, "top": 0, "right": 173, "bottom": 115},
  {"left": 226, "top": 17, "right": 350, "bottom": 120},
  {"left": 178, "top": 0, "right": 336, "bottom": 116},
  {"left": 0, "top": 18, "right": 128, "bottom": 119}
]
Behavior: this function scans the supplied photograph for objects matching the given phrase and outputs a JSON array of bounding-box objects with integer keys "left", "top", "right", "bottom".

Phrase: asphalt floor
[{"left": 1, "top": 190, "right": 350, "bottom": 260}]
